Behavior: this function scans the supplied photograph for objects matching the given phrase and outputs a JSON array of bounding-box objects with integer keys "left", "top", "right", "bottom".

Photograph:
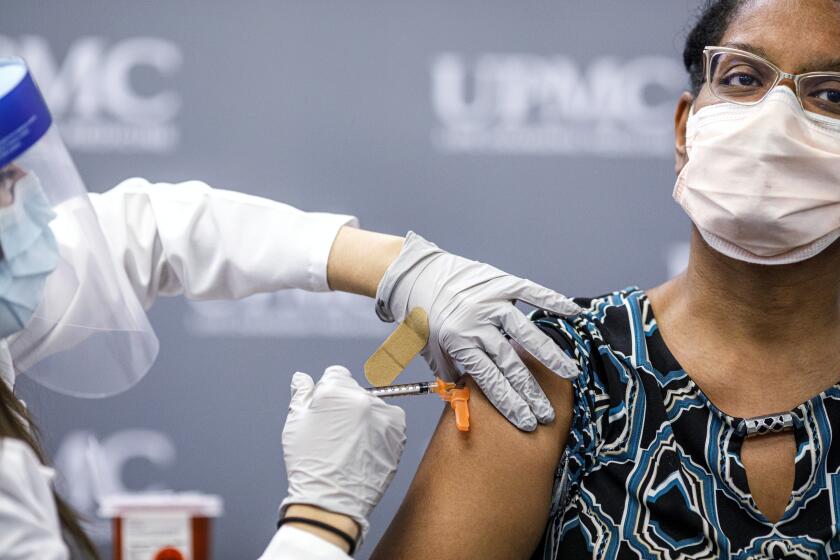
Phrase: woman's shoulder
[
  {"left": 530, "top": 286, "right": 649, "bottom": 353},
  {"left": 528, "top": 286, "right": 656, "bottom": 450}
]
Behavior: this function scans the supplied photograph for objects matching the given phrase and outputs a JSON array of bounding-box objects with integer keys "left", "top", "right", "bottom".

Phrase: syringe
[
  {"left": 366, "top": 378, "right": 471, "bottom": 432},
  {"left": 366, "top": 380, "right": 454, "bottom": 398}
]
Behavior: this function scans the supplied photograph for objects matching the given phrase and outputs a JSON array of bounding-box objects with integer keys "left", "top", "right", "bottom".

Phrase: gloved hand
[
  {"left": 376, "top": 232, "right": 582, "bottom": 431},
  {"left": 280, "top": 365, "right": 407, "bottom": 541}
]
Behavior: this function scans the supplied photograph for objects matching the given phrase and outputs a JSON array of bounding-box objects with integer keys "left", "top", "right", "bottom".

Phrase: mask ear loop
[
  {"left": 682, "top": 99, "right": 700, "bottom": 160},
  {"left": 0, "top": 165, "right": 20, "bottom": 208},
  {"left": 0, "top": 340, "right": 14, "bottom": 391},
  {"left": 0, "top": 165, "right": 19, "bottom": 262}
]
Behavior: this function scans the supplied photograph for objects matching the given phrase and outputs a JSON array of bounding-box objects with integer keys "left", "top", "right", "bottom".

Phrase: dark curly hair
[{"left": 683, "top": 0, "right": 743, "bottom": 95}]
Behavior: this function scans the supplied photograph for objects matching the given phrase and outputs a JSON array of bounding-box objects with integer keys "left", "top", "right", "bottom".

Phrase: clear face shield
[{"left": 0, "top": 57, "right": 158, "bottom": 397}]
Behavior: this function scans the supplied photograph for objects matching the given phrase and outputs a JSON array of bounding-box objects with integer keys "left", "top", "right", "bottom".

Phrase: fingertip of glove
[
  {"left": 536, "top": 403, "right": 556, "bottom": 424},
  {"left": 322, "top": 365, "right": 353, "bottom": 382},
  {"left": 556, "top": 298, "right": 584, "bottom": 316},
  {"left": 547, "top": 354, "right": 580, "bottom": 379},
  {"left": 290, "top": 372, "right": 315, "bottom": 398},
  {"left": 392, "top": 406, "right": 408, "bottom": 431},
  {"left": 558, "top": 361, "right": 581, "bottom": 379},
  {"left": 291, "top": 371, "right": 312, "bottom": 385},
  {"left": 325, "top": 364, "right": 352, "bottom": 375},
  {"left": 515, "top": 413, "right": 538, "bottom": 432}
]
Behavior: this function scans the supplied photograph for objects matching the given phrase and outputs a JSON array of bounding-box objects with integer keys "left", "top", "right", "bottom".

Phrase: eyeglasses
[{"left": 703, "top": 46, "right": 840, "bottom": 120}]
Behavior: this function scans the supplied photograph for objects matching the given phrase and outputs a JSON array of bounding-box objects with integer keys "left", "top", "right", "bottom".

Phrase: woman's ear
[{"left": 674, "top": 91, "right": 694, "bottom": 176}]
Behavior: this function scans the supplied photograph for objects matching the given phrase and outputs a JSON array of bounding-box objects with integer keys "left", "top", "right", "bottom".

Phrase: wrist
[
  {"left": 283, "top": 504, "right": 360, "bottom": 554},
  {"left": 326, "top": 227, "right": 404, "bottom": 297}
]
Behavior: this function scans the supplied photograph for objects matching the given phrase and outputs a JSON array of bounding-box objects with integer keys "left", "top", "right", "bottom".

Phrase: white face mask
[
  {"left": 0, "top": 172, "right": 59, "bottom": 339},
  {"left": 673, "top": 86, "right": 840, "bottom": 265}
]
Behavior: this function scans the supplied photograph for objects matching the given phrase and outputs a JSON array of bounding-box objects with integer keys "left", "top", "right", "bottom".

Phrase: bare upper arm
[{"left": 372, "top": 350, "right": 574, "bottom": 560}]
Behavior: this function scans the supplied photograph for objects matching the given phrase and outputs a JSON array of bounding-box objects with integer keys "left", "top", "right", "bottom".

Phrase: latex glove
[
  {"left": 280, "top": 365, "right": 407, "bottom": 541},
  {"left": 375, "top": 232, "right": 582, "bottom": 431}
]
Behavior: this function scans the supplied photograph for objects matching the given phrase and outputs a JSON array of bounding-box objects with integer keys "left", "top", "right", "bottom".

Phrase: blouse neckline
[{"left": 632, "top": 288, "right": 840, "bottom": 435}]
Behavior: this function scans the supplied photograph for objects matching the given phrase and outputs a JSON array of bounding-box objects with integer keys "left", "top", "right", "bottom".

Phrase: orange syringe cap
[{"left": 433, "top": 378, "right": 471, "bottom": 432}]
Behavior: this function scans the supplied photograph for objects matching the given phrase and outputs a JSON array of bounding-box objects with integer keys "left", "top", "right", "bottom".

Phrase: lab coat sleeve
[
  {"left": 88, "top": 178, "right": 359, "bottom": 310},
  {"left": 0, "top": 438, "right": 69, "bottom": 560},
  {"left": 258, "top": 526, "right": 352, "bottom": 560}
]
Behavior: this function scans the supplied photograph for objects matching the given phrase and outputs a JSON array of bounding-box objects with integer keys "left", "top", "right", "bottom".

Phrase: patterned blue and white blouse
[{"left": 530, "top": 288, "right": 840, "bottom": 559}]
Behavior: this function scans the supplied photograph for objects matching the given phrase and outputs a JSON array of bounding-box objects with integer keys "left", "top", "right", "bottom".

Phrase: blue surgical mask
[{"left": 0, "top": 172, "right": 59, "bottom": 339}]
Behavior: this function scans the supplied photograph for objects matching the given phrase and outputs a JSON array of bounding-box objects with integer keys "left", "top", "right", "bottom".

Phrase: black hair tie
[{"left": 277, "top": 516, "right": 358, "bottom": 556}]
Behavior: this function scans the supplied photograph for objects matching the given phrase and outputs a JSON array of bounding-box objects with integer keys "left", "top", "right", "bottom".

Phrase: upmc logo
[
  {"left": 0, "top": 35, "right": 182, "bottom": 153},
  {"left": 432, "top": 53, "right": 685, "bottom": 157},
  {"left": 54, "top": 429, "right": 177, "bottom": 541}
]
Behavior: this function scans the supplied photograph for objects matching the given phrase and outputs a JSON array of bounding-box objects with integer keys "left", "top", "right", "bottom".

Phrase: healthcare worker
[{"left": 0, "top": 57, "right": 580, "bottom": 558}]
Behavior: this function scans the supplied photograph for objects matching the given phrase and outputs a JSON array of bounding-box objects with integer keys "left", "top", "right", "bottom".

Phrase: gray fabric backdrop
[{"left": 4, "top": 1, "right": 702, "bottom": 557}]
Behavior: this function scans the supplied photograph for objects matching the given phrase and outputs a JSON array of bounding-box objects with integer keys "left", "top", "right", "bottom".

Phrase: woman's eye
[
  {"left": 721, "top": 72, "right": 761, "bottom": 88},
  {"left": 814, "top": 89, "right": 840, "bottom": 104}
]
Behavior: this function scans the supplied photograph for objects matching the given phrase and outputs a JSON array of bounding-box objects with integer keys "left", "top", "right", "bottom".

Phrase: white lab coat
[{"left": 0, "top": 178, "right": 356, "bottom": 560}]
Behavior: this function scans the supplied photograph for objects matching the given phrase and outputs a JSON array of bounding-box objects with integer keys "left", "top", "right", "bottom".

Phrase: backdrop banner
[{"left": 5, "top": 1, "right": 699, "bottom": 557}]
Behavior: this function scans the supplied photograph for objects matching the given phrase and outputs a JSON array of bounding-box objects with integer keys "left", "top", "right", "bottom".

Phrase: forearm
[
  {"left": 283, "top": 504, "right": 360, "bottom": 554},
  {"left": 326, "top": 226, "right": 404, "bottom": 297}
]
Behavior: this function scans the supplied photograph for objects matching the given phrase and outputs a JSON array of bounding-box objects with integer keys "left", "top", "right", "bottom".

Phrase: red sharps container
[{"left": 99, "top": 493, "right": 223, "bottom": 560}]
